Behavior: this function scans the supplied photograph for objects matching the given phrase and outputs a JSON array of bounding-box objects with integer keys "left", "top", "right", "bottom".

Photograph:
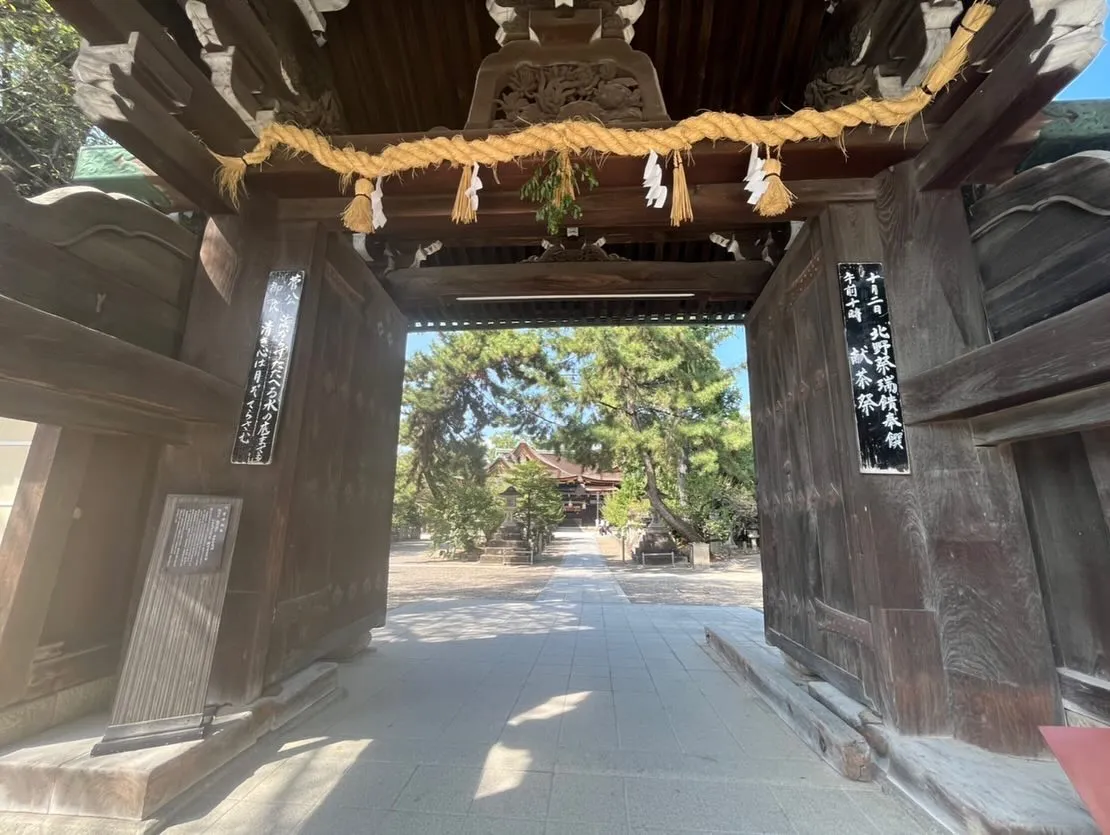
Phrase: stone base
[
  {"left": 705, "top": 627, "right": 872, "bottom": 781},
  {"left": 0, "top": 662, "right": 339, "bottom": 827},
  {"left": 691, "top": 543, "right": 711, "bottom": 566},
  {"left": 705, "top": 627, "right": 1098, "bottom": 833}
]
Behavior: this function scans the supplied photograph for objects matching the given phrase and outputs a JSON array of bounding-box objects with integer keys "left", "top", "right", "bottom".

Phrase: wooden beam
[
  {"left": 381, "top": 260, "right": 772, "bottom": 305},
  {"left": 49, "top": 0, "right": 253, "bottom": 153},
  {"left": 0, "top": 427, "right": 94, "bottom": 707},
  {"left": 278, "top": 180, "right": 879, "bottom": 240},
  {"left": 901, "top": 292, "right": 1110, "bottom": 425},
  {"left": 971, "top": 382, "right": 1110, "bottom": 447},
  {"left": 915, "top": 0, "right": 1106, "bottom": 190},
  {"left": 73, "top": 35, "right": 237, "bottom": 214},
  {"left": 0, "top": 293, "right": 240, "bottom": 432}
]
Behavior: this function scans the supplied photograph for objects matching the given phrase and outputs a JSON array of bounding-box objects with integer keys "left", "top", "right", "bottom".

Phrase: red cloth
[{"left": 1041, "top": 725, "right": 1110, "bottom": 832}]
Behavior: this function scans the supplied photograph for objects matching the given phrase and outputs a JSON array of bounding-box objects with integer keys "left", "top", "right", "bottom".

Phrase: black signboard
[
  {"left": 232, "top": 269, "right": 305, "bottom": 465},
  {"left": 163, "top": 498, "right": 234, "bottom": 574},
  {"left": 837, "top": 262, "right": 910, "bottom": 474}
]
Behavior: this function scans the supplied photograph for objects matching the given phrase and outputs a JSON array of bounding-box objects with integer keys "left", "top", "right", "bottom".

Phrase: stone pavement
[{"left": 164, "top": 530, "right": 940, "bottom": 834}]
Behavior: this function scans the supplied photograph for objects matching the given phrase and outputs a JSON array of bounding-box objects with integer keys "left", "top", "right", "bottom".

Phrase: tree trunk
[
  {"left": 676, "top": 443, "right": 689, "bottom": 506},
  {"left": 641, "top": 452, "right": 702, "bottom": 542}
]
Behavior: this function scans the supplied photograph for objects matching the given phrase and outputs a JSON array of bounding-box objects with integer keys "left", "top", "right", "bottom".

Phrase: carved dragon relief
[
  {"left": 468, "top": 5, "right": 667, "bottom": 129},
  {"left": 495, "top": 62, "right": 645, "bottom": 126}
]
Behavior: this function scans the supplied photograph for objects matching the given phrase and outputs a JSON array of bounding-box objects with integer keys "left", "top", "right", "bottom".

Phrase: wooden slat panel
[
  {"left": 25, "top": 644, "right": 117, "bottom": 702},
  {"left": 0, "top": 176, "right": 196, "bottom": 309},
  {"left": 0, "top": 226, "right": 183, "bottom": 356},
  {"left": 38, "top": 435, "right": 157, "bottom": 667},
  {"left": 1085, "top": 429, "right": 1110, "bottom": 535},
  {"left": 748, "top": 219, "right": 868, "bottom": 703},
  {"left": 266, "top": 235, "right": 405, "bottom": 683},
  {"left": 969, "top": 152, "right": 1110, "bottom": 339},
  {"left": 0, "top": 294, "right": 240, "bottom": 430},
  {"left": 901, "top": 292, "right": 1110, "bottom": 424},
  {"left": 0, "top": 427, "right": 93, "bottom": 707},
  {"left": 877, "top": 164, "right": 1058, "bottom": 754},
  {"left": 1013, "top": 435, "right": 1110, "bottom": 680},
  {"left": 109, "top": 496, "right": 242, "bottom": 729}
]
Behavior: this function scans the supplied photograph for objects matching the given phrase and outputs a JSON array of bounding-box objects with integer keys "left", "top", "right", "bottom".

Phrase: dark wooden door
[
  {"left": 264, "top": 234, "right": 408, "bottom": 683},
  {"left": 746, "top": 221, "right": 875, "bottom": 705}
]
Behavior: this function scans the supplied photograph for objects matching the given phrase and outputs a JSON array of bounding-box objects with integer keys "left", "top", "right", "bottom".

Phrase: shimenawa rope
[{"left": 212, "top": 1, "right": 994, "bottom": 232}]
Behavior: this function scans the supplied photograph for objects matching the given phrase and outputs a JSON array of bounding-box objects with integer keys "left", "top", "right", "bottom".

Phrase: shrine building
[{"left": 489, "top": 441, "right": 621, "bottom": 522}]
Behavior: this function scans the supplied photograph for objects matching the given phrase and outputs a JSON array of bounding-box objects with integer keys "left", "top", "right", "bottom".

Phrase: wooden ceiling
[
  {"left": 323, "top": 0, "right": 830, "bottom": 134},
  {"left": 53, "top": 0, "right": 1093, "bottom": 333}
]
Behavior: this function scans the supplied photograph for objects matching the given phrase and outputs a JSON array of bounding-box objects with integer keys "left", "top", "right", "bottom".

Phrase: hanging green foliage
[{"left": 520, "top": 154, "right": 599, "bottom": 235}]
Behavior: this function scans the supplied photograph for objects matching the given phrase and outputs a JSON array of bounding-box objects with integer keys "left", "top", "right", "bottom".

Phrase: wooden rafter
[{"left": 915, "top": 0, "right": 1106, "bottom": 189}]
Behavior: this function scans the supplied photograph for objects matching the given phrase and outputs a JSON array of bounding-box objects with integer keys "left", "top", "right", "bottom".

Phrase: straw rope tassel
[
  {"left": 553, "top": 150, "right": 577, "bottom": 206},
  {"left": 208, "top": 1, "right": 994, "bottom": 229},
  {"left": 341, "top": 177, "right": 375, "bottom": 233},
  {"left": 669, "top": 153, "right": 692, "bottom": 226},
  {"left": 754, "top": 158, "right": 795, "bottom": 217},
  {"left": 452, "top": 165, "right": 477, "bottom": 224}
]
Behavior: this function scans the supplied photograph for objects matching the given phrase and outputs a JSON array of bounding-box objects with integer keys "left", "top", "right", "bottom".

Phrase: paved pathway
[{"left": 165, "top": 530, "right": 938, "bottom": 834}]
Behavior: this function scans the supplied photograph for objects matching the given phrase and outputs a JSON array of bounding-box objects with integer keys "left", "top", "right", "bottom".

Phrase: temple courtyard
[{"left": 158, "top": 531, "right": 938, "bottom": 834}]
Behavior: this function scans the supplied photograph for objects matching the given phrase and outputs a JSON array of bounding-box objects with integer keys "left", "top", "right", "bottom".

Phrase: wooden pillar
[
  {"left": 134, "top": 203, "right": 327, "bottom": 705},
  {"left": 0, "top": 426, "right": 93, "bottom": 706},
  {"left": 873, "top": 163, "right": 1060, "bottom": 755},
  {"left": 818, "top": 203, "right": 951, "bottom": 737}
]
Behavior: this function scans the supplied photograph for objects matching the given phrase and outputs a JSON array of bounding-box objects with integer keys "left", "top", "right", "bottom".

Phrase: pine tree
[
  {"left": 400, "top": 330, "right": 559, "bottom": 499},
  {"left": 551, "top": 326, "right": 754, "bottom": 542}
]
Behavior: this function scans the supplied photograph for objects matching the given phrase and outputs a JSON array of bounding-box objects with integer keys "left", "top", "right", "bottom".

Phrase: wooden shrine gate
[
  {"left": 0, "top": 0, "right": 1106, "bottom": 825},
  {"left": 0, "top": 183, "right": 406, "bottom": 749}
]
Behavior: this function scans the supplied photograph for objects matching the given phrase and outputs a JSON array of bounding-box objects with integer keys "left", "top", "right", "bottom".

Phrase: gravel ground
[
  {"left": 387, "top": 534, "right": 765, "bottom": 610},
  {"left": 387, "top": 540, "right": 559, "bottom": 609},
  {"left": 596, "top": 534, "right": 765, "bottom": 608}
]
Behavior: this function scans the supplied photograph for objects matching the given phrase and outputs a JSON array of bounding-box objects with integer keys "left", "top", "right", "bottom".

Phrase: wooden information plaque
[{"left": 93, "top": 494, "right": 242, "bottom": 756}]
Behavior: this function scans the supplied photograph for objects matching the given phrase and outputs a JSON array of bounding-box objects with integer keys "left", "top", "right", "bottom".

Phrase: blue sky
[{"left": 406, "top": 36, "right": 1110, "bottom": 409}]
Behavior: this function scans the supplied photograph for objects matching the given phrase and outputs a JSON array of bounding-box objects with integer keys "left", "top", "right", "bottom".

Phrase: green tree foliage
[
  {"left": 0, "top": 0, "right": 87, "bottom": 195},
  {"left": 499, "top": 460, "right": 565, "bottom": 547},
  {"left": 424, "top": 481, "right": 503, "bottom": 555},
  {"left": 400, "top": 330, "right": 559, "bottom": 500},
  {"left": 601, "top": 474, "right": 651, "bottom": 530},
  {"left": 391, "top": 450, "right": 430, "bottom": 534},
  {"left": 552, "top": 326, "right": 754, "bottom": 542},
  {"left": 396, "top": 326, "right": 757, "bottom": 546}
]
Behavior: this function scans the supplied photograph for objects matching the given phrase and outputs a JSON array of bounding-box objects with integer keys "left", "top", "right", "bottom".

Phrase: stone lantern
[
  {"left": 501, "top": 484, "right": 520, "bottom": 519},
  {"left": 481, "top": 484, "right": 531, "bottom": 564}
]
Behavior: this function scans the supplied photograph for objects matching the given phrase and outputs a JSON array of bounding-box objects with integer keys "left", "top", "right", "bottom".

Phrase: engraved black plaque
[
  {"left": 232, "top": 269, "right": 305, "bottom": 465},
  {"left": 838, "top": 262, "right": 910, "bottom": 474},
  {"left": 163, "top": 499, "right": 234, "bottom": 574}
]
